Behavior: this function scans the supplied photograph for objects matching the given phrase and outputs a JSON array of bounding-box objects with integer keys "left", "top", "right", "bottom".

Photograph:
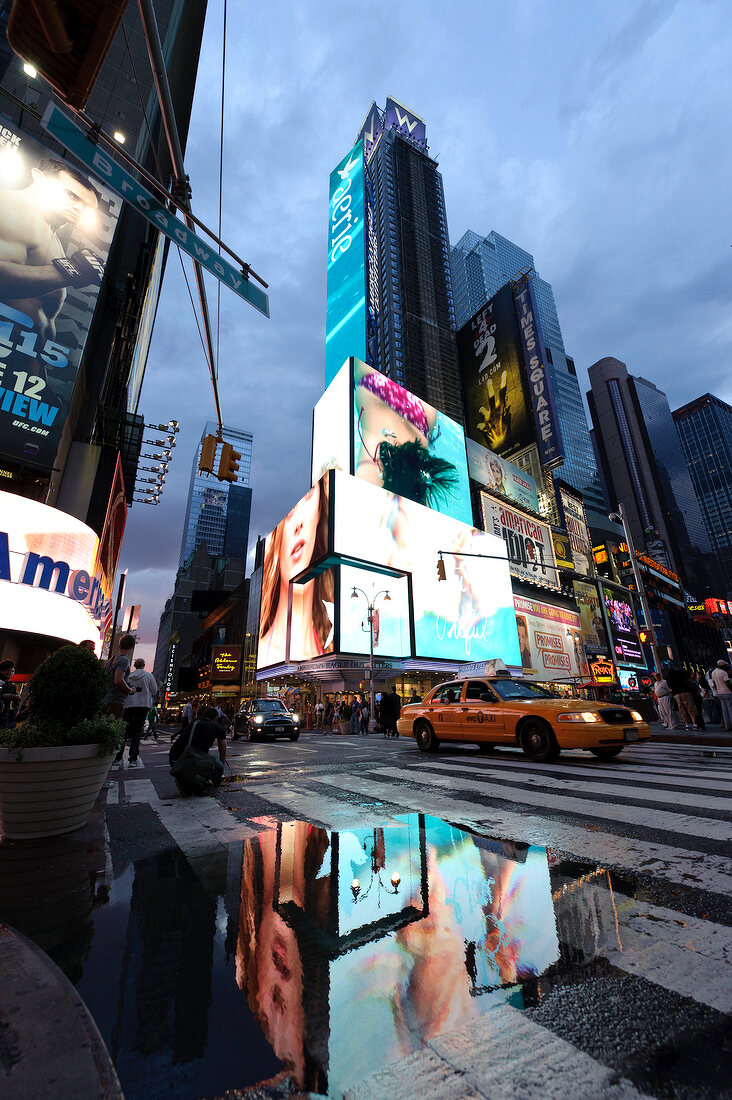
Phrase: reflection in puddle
[{"left": 4, "top": 814, "right": 626, "bottom": 1098}]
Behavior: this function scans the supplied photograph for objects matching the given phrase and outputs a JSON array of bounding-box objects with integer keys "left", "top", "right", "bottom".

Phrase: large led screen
[
  {"left": 311, "top": 359, "right": 350, "bottom": 484},
  {"left": 325, "top": 140, "right": 366, "bottom": 388},
  {"left": 572, "top": 578, "right": 610, "bottom": 656},
  {"left": 353, "top": 360, "right": 472, "bottom": 525},
  {"left": 513, "top": 595, "right": 589, "bottom": 681},
  {"left": 467, "top": 438, "right": 539, "bottom": 513},
  {"left": 339, "top": 563, "right": 410, "bottom": 658},
  {"left": 481, "top": 493, "right": 559, "bottom": 590},
  {"left": 333, "top": 471, "right": 521, "bottom": 665},
  {"left": 457, "top": 285, "right": 535, "bottom": 459},
  {"left": 0, "top": 115, "right": 120, "bottom": 470},
  {"left": 257, "top": 475, "right": 334, "bottom": 669},
  {"left": 601, "top": 583, "right": 645, "bottom": 667}
]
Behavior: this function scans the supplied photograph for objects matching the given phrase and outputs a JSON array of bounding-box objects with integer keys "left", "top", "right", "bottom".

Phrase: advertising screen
[
  {"left": 513, "top": 275, "right": 564, "bottom": 467},
  {"left": 572, "top": 578, "right": 610, "bottom": 656},
  {"left": 466, "top": 438, "right": 539, "bottom": 513},
  {"left": 312, "top": 359, "right": 351, "bottom": 484},
  {"left": 333, "top": 471, "right": 521, "bottom": 665},
  {"left": 325, "top": 140, "right": 366, "bottom": 388},
  {"left": 339, "top": 564, "right": 411, "bottom": 658},
  {"left": 212, "top": 645, "right": 242, "bottom": 682},
  {"left": 0, "top": 116, "right": 120, "bottom": 470},
  {"left": 618, "top": 668, "right": 641, "bottom": 691},
  {"left": 513, "top": 595, "right": 589, "bottom": 681},
  {"left": 557, "top": 484, "right": 593, "bottom": 577},
  {"left": 601, "top": 583, "right": 645, "bottom": 667},
  {"left": 353, "top": 360, "right": 472, "bottom": 525},
  {"left": 0, "top": 490, "right": 111, "bottom": 645},
  {"left": 481, "top": 493, "right": 559, "bottom": 590},
  {"left": 257, "top": 475, "right": 334, "bottom": 669},
  {"left": 457, "top": 285, "right": 535, "bottom": 460}
]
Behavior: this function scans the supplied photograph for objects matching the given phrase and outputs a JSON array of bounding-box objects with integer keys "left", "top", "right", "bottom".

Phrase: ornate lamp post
[{"left": 350, "top": 586, "right": 391, "bottom": 731}]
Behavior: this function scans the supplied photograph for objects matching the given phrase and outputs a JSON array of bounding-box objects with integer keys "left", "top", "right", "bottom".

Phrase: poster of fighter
[{"left": 0, "top": 115, "right": 120, "bottom": 469}]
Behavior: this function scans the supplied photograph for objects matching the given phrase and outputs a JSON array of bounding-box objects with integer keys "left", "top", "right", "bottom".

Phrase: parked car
[
  {"left": 396, "top": 676, "right": 650, "bottom": 762},
  {"left": 233, "top": 698, "right": 300, "bottom": 742}
]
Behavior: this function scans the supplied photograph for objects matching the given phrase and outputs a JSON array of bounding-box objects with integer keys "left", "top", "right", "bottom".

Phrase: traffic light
[
  {"left": 639, "top": 629, "right": 649, "bottom": 644},
  {"left": 198, "top": 434, "right": 218, "bottom": 475},
  {"left": 217, "top": 442, "right": 241, "bottom": 483},
  {"left": 436, "top": 556, "right": 446, "bottom": 582},
  {"left": 7, "top": 0, "right": 129, "bottom": 110}
]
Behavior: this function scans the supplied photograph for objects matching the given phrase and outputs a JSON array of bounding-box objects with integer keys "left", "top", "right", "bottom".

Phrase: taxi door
[
  {"left": 426, "top": 681, "right": 465, "bottom": 740},
  {"left": 460, "top": 681, "right": 507, "bottom": 742}
]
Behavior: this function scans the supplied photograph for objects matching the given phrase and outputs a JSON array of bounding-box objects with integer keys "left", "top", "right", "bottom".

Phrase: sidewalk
[{"left": 648, "top": 718, "right": 732, "bottom": 747}]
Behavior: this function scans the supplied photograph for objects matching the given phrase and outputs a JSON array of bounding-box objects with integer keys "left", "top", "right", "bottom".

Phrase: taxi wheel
[
  {"left": 415, "top": 721, "right": 440, "bottom": 754},
  {"left": 590, "top": 747, "right": 623, "bottom": 760},
  {"left": 519, "top": 721, "right": 560, "bottom": 763}
]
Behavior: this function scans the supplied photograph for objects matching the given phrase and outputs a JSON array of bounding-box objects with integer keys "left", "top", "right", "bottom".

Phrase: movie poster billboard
[
  {"left": 333, "top": 472, "right": 521, "bottom": 665},
  {"left": 514, "top": 595, "right": 589, "bottom": 681},
  {"left": 572, "top": 578, "right": 610, "bottom": 656},
  {"left": 325, "top": 140, "right": 366, "bottom": 388},
  {"left": 257, "top": 474, "right": 334, "bottom": 669},
  {"left": 513, "top": 275, "right": 564, "bottom": 468},
  {"left": 481, "top": 494, "right": 559, "bottom": 591},
  {"left": 601, "top": 582, "right": 645, "bottom": 667},
  {"left": 557, "top": 484, "right": 593, "bottom": 577},
  {"left": 0, "top": 116, "right": 120, "bottom": 470},
  {"left": 457, "top": 285, "right": 534, "bottom": 460},
  {"left": 466, "top": 438, "right": 539, "bottom": 513}
]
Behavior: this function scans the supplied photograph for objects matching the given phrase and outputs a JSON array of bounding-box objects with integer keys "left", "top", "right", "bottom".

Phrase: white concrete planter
[{"left": 0, "top": 744, "right": 115, "bottom": 840}]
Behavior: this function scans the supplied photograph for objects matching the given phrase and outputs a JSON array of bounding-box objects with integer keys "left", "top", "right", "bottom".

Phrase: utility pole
[{"left": 609, "top": 504, "right": 663, "bottom": 675}]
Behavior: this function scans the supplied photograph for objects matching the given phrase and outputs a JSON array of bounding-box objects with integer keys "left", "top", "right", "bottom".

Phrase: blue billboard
[
  {"left": 325, "top": 140, "right": 366, "bottom": 388},
  {"left": 514, "top": 275, "right": 565, "bottom": 469},
  {"left": 384, "top": 97, "right": 426, "bottom": 147}
]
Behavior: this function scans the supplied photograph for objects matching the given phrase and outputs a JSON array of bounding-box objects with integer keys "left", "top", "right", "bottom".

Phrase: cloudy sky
[{"left": 120, "top": 0, "right": 732, "bottom": 664}]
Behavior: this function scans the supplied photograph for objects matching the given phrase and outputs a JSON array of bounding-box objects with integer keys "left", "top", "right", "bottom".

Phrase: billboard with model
[
  {"left": 0, "top": 115, "right": 120, "bottom": 470},
  {"left": 467, "top": 438, "right": 539, "bottom": 513},
  {"left": 513, "top": 595, "right": 589, "bottom": 681}
]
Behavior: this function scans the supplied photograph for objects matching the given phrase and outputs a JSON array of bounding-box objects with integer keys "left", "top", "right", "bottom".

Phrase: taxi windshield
[{"left": 491, "top": 680, "right": 555, "bottom": 701}]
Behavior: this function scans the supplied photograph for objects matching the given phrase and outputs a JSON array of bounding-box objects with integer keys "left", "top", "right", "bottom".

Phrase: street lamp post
[
  {"left": 351, "top": 586, "right": 391, "bottom": 732},
  {"left": 608, "top": 504, "right": 663, "bottom": 675}
]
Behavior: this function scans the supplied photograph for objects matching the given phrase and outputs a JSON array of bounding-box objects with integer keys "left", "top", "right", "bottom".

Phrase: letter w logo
[{"left": 395, "top": 108, "right": 418, "bottom": 134}]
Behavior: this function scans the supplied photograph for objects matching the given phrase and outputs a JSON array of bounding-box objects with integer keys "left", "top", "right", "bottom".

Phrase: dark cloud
[{"left": 119, "top": 0, "right": 732, "bottom": 652}]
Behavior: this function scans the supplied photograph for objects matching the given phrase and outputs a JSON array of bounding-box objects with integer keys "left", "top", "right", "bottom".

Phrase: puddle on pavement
[{"left": 0, "top": 814, "right": 640, "bottom": 1098}]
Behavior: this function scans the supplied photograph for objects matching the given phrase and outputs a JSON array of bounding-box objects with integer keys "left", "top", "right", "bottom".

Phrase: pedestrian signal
[
  {"left": 217, "top": 442, "right": 241, "bottom": 483},
  {"left": 436, "top": 556, "right": 447, "bottom": 581},
  {"left": 199, "top": 434, "right": 218, "bottom": 475},
  {"left": 639, "top": 630, "right": 649, "bottom": 644}
]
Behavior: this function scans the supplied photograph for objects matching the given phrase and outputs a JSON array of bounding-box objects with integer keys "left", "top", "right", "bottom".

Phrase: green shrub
[
  {"left": 0, "top": 714, "right": 124, "bottom": 756},
  {"left": 28, "top": 644, "right": 108, "bottom": 726}
]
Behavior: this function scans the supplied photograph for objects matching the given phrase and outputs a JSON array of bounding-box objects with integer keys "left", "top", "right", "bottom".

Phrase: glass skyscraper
[
  {"left": 178, "top": 421, "right": 253, "bottom": 568},
  {"left": 673, "top": 394, "right": 732, "bottom": 595},
  {"left": 450, "top": 230, "right": 607, "bottom": 516}
]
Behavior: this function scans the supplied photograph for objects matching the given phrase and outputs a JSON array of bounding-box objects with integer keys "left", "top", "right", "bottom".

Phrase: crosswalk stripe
[
  {"left": 309, "top": 773, "right": 732, "bottom": 895},
  {"left": 370, "top": 764, "right": 732, "bottom": 842},
  {"left": 400, "top": 760, "right": 732, "bottom": 812}
]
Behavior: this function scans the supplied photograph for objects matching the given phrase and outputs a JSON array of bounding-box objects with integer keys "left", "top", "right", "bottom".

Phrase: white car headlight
[
  {"left": 253, "top": 715, "right": 264, "bottom": 724},
  {"left": 630, "top": 710, "right": 643, "bottom": 723},
  {"left": 292, "top": 714, "right": 300, "bottom": 724},
  {"left": 557, "top": 711, "right": 602, "bottom": 723}
]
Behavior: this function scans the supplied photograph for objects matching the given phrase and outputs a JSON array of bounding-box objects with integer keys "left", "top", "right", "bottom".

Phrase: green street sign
[{"left": 41, "top": 103, "right": 269, "bottom": 317}]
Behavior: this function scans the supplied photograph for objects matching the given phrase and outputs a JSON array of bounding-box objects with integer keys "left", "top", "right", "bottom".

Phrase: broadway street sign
[{"left": 41, "top": 103, "right": 269, "bottom": 317}]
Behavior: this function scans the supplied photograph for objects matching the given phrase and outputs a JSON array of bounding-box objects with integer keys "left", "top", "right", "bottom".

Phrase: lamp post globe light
[
  {"left": 608, "top": 503, "right": 663, "bottom": 675},
  {"left": 350, "top": 586, "right": 391, "bottom": 731}
]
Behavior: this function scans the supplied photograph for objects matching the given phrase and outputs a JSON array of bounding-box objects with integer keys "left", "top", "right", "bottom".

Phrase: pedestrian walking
[
  {"left": 120, "top": 658, "right": 160, "bottom": 768},
  {"left": 0, "top": 660, "right": 18, "bottom": 729},
  {"left": 666, "top": 665, "right": 699, "bottom": 731},
  {"left": 359, "top": 697, "right": 370, "bottom": 735},
  {"left": 653, "top": 672, "right": 676, "bottom": 729},
  {"left": 104, "top": 635, "right": 137, "bottom": 769},
  {"left": 388, "top": 686, "right": 401, "bottom": 738},
  {"left": 315, "top": 699, "right": 324, "bottom": 730},
  {"left": 710, "top": 661, "right": 732, "bottom": 731},
  {"left": 323, "top": 699, "right": 334, "bottom": 734},
  {"left": 350, "top": 697, "right": 361, "bottom": 735},
  {"left": 147, "top": 704, "right": 159, "bottom": 741}
]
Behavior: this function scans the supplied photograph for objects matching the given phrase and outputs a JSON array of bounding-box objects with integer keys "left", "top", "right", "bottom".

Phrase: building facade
[
  {"left": 178, "top": 421, "right": 253, "bottom": 568},
  {"left": 450, "top": 229, "right": 607, "bottom": 518},
  {"left": 673, "top": 393, "right": 732, "bottom": 596},
  {"left": 587, "top": 357, "right": 713, "bottom": 596}
]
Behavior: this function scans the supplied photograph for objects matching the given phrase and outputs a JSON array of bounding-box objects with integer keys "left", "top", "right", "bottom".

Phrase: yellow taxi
[{"left": 396, "top": 675, "right": 651, "bottom": 762}]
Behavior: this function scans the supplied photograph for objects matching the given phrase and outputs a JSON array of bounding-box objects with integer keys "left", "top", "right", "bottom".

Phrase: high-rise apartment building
[
  {"left": 588, "top": 358, "right": 712, "bottom": 595},
  {"left": 673, "top": 394, "right": 732, "bottom": 596},
  {"left": 178, "top": 422, "right": 253, "bottom": 568},
  {"left": 451, "top": 230, "right": 607, "bottom": 517},
  {"left": 355, "top": 100, "right": 463, "bottom": 421}
]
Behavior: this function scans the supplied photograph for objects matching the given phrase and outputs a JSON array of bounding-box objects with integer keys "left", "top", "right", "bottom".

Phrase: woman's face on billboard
[{"left": 280, "top": 485, "right": 320, "bottom": 583}]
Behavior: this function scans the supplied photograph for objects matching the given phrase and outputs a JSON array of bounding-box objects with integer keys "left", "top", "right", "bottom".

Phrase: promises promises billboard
[
  {"left": 325, "top": 140, "right": 366, "bottom": 388},
  {"left": 481, "top": 494, "right": 559, "bottom": 590},
  {"left": 457, "top": 286, "right": 534, "bottom": 460},
  {"left": 0, "top": 115, "right": 119, "bottom": 470},
  {"left": 514, "top": 595, "right": 589, "bottom": 681}
]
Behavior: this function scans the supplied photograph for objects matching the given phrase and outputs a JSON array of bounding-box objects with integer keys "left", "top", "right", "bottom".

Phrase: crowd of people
[
  {"left": 652, "top": 660, "right": 732, "bottom": 732},
  {"left": 304, "top": 687, "right": 422, "bottom": 737}
]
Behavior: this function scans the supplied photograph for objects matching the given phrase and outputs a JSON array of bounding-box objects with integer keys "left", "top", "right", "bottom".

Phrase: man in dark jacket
[
  {"left": 169, "top": 706, "right": 227, "bottom": 795},
  {"left": 666, "top": 665, "right": 699, "bottom": 731}
]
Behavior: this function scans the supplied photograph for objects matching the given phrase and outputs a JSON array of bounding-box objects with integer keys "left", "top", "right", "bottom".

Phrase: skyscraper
[
  {"left": 353, "top": 99, "right": 463, "bottom": 421},
  {"left": 451, "top": 230, "right": 607, "bottom": 517},
  {"left": 673, "top": 394, "right": 732, "bottom": 596},
  {"left": 587, "top": 358, "right": 712, "bottom": 595},
  {"left": 178, "top": 422, "right": 253, "bottom": 567}
]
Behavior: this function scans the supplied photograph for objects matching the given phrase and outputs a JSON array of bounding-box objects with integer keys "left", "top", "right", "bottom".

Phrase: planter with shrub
[
  {"left": 338, "top": 704, "right": 352, "bottom": 736},
  {"left": 0, "top": 646, "right": 124, "bottom": 840}
]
